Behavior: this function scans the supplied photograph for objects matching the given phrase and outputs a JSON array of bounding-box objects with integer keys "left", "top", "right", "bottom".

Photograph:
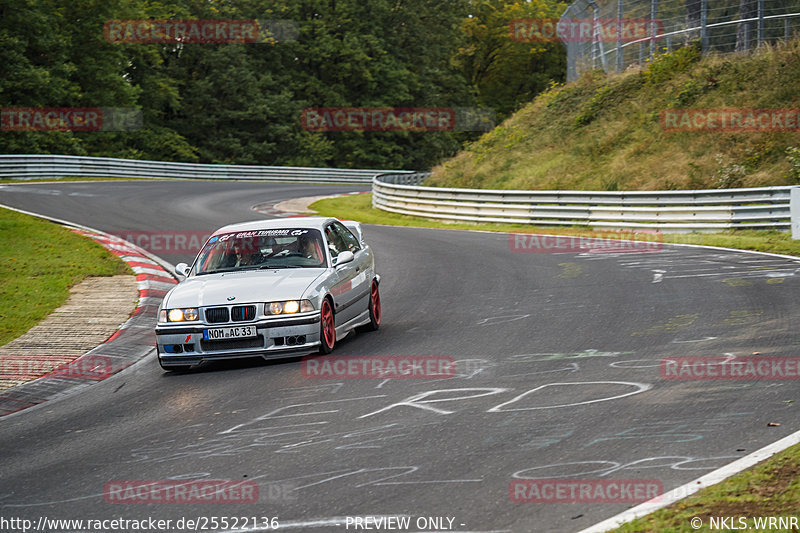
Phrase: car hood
[{"left": 164, "top": 268, "right": 327, "bottom": 308}]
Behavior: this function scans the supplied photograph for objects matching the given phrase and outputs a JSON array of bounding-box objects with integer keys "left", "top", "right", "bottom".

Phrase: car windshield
[{"left": 193, "top": 228, "right": 326, "bottom": 274}]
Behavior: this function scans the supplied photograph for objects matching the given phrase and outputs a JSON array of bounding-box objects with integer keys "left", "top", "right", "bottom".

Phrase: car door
[
  {"left": 324, "top": 223, "right": 361, "bottom": 324},
  {"left": 332, "top": 221, "right": 371, "bottom": 308}
]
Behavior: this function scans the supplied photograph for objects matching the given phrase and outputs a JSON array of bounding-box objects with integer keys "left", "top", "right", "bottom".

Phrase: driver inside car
[
  {"left": 222, "top": 239, "right": 263, "bottom": 268},
  {"left": 298, "top": 234, "right": 322, "bottom": 262}
]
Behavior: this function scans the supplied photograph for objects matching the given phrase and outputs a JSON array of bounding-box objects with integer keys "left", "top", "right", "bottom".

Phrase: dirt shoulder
[{"left": 0, "top": 275, "right": 139, "bottom": 391}]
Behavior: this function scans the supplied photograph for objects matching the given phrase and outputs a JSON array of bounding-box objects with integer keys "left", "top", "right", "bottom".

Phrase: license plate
[{"left": 203, "top": 326, "right": 257, "bottom": 340}]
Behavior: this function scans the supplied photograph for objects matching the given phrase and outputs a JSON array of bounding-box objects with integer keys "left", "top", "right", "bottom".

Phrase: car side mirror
[
  {"left": 175, "top": 262, "right": 191, "bottom": 277},
  {"left": 334, "top": 251, "right": 354, "bottom": 267}
]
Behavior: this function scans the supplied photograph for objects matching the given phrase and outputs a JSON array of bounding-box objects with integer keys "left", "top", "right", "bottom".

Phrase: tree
[
  {"left": 1, "top": 0, "right": 569, "bottom": 169},
  {"left": 454, "top": 0, "right": 567, "bottom": 120}
]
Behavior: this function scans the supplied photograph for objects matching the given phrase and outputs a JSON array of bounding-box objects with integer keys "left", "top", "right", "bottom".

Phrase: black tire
[
  {"left": 364, "top": 280, "right": 381, "bottom": 331},
  {"left": 318, "top": 297, "right": 336, "bottom": 354}
]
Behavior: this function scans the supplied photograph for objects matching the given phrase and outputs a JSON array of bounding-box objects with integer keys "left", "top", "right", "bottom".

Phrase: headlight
[
  {"left": 162, "top": 308, "right": 199, "bottom": 322},
  {"left": 265, "top": 300, "right": 314, "bottom": 315}
]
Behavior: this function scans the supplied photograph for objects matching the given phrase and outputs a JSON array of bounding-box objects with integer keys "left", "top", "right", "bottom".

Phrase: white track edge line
[{"left": 578, "top": 428, "right": 800, "bottom": 532}]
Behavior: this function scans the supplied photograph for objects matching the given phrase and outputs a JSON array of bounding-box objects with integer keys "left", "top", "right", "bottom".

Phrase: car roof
[{"left": 210, "top": 216, "right": 338, "bottom": 236}]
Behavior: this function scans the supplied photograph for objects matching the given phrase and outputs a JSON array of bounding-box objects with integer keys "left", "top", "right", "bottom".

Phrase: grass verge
[
  {"left": 311, "top": 193, "right": 800, "bottom": 257},
  {"left": 428, "top": 39, "right": 800, "bottom": 191},
  {"left": 0, "top": 207, "right": 131, "bottom": 346},
  {"left": 616, "top": 441, "right": 800, "bottom": 532}
]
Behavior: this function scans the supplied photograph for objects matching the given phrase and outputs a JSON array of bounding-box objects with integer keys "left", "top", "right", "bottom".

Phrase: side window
[
  {"left": 324, "top": 224, "right": 347, "bottom": 259},
  {"left": 332, "top": 222, "right": 361, "bottom": 252}
]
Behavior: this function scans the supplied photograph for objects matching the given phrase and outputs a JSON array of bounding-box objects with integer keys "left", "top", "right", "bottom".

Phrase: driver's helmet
[
  {"left": 297, "top": 233, "right": 320, "bottom": 259},
  {"left": 234, "top": 238, "right": 261, "bottom": 263}
]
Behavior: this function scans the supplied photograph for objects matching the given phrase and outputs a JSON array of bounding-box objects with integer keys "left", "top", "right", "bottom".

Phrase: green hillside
[{"left": 428, "top": 39, "right": 800, "bottom": 191}]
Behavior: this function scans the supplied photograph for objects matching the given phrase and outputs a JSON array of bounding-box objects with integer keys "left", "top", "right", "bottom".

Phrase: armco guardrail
[
  {"left": 0, "top": 155, "right": 407, "bottom": 184},
  {"left": 3, "top": 155, "right": 794, "bottom": 232},
  {"left": 373, "top": 173, "right": 795, "bottom": 232}
]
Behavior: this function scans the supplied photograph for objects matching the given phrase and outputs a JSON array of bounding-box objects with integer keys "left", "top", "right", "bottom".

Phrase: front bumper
[{"left": 155, "top": 312, "right": 321, "bottom": 366}]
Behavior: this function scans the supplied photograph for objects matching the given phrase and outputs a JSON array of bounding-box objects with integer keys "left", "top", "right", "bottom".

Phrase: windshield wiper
[
  {"left": 197, "top": 266, "right": 261, "bottom": 275},
  {"left": 258, "top": 264, "right": 302, "bottom": 269},
  {"left": 196, "top": 269, "right": 235, "bottom": 275},
  {"left": 198, "top": 264, "right": 304, "bottom": 274}
]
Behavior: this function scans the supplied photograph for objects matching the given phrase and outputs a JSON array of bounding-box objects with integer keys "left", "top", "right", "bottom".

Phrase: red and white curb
[
  {"left": 76, "top": 229, "right": 178, "bottom": 298},
  {"left": 0, "top": 217, "right": 177, "bottom": 418}
]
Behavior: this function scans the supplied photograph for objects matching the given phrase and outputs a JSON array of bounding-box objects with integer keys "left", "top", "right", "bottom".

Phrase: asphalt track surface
[{"left": 2, "top": 180, "right": 800, "bottom": 532}]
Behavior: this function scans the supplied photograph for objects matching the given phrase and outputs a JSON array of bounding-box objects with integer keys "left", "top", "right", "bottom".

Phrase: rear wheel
[
  {"left": 364, "top": 280, "right": 381, "bottom": 331},
  {"left": 319, "top": 298, "right": 336, "bottom": 354}
]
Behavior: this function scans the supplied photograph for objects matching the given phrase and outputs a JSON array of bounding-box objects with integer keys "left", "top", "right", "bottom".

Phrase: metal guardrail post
[
  {"left": 791, "top": 188, "right": 800, "bottom": 239},
  {"left": 758, "top": 0, "right": 765, "bottom": 46},
  {"left": 617, "top": 0, "right": 624, "bottom": 72},
  {"left": 701, "top": 0, "right": 708, "bottom": 53},
  {"left": 744, "top": 21, "right": 751, "bottom": 50},
  {"left": 586, "top": 0, "right": 608, "bottom": 71},
  {"left": 650, "top": 0, "right": 658, "bottom": 58},
  {"left": 590, "top": 9, "right": 597, "bottom": 67}
]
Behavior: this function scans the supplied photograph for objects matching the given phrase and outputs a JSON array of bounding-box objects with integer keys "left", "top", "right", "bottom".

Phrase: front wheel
[
  {"left": 319, "top": 298, "right": 336, "bottom": 354},
  {"left": 364, "top": 280, "right": 381, "bottom": 331}
]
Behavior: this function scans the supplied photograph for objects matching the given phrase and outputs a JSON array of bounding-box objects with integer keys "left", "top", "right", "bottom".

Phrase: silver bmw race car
[{"left": 155, "top": 217, "right": 380, "bottom": 371}]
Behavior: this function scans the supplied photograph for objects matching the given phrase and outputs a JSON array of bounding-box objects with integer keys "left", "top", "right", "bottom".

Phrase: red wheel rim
[
  {"left": 322, "top": 300, "right": 335, "bottom": 347},
  {"left": 370, "top": 282, "right": 381, "bottom": 324}
]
